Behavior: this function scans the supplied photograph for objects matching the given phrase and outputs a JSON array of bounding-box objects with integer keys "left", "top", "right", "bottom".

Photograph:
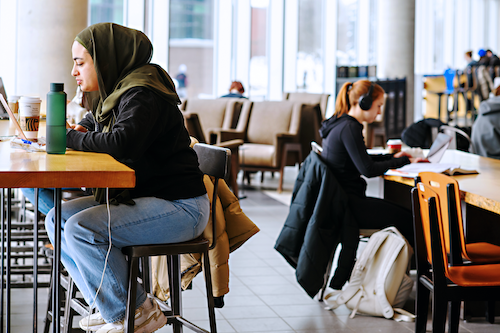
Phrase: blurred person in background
[{"left": 220, "top": 81, "right": 247, "bottom": 99}]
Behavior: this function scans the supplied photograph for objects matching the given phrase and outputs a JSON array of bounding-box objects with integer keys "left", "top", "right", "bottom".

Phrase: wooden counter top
[{"left": 384, "top": 149, "right": 500, "bottom": 214}]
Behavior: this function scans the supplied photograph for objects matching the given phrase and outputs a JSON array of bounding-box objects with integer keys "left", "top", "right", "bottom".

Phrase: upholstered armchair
[
  {"left": 183, "top": 112, "right": 243, "bottom": 198},
  {"left": 181, "top": 98, "right": 251, "bottom": 144},
  {"left": 283, "top": 92, "right": 330, "bottom": 120},
  {"left": 219, "top": 101, "right": 304, "bottom": 193}
]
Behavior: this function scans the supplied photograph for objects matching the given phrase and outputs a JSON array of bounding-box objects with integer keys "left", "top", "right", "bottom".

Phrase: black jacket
[
  {"left": 320, "top": 114, "right": 410, "bottom": 197},
  {"left": 274, "top": 152, "right": 359, "bottom": 297},
  {"left": 67, "top": 87, "right": 206, "bottom": 201}
]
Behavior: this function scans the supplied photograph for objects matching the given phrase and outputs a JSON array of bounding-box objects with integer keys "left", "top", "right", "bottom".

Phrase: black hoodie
[{"left": 319, "top": 114, "right": 410, "bottom": 197}]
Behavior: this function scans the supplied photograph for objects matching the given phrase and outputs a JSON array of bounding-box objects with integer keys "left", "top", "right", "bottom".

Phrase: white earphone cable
[{"left": 86, "top": 187, "right": 112, "bottom": 332}]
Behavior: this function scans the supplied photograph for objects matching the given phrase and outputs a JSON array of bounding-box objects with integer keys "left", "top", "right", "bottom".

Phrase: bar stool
[
  {"left": 122, "top": 143, "right": 230, "bottom": 333},
  {"left": 427, "top": 68, "right": 459, "bottom": 124}
]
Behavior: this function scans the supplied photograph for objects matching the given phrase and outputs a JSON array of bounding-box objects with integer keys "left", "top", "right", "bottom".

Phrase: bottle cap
[
  {"left": 8, "top": 95, "right": 20, "bottom": 103},
  {"left": 50, "top": 83, "right": 64, "bottom": 92}
]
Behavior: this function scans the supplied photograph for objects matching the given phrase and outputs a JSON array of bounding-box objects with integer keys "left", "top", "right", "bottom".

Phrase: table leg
[
  {"left": 0, "top": 189, "right": 4, "bottom": 333},
  {"left": 6, "top": 189, "right": 12, "bottom": 333},
  {"left": 437, "top": 93, "right": 443, "bottom": 121},
  {"left": 52, "top": 189, "right": 62, "bottom": 333},
  {"left": 33, "top": 189, "right": 39, "bottom": 333}
]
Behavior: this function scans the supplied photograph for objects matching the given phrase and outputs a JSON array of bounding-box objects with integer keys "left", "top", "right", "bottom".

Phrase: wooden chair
[
  {"left": 411, "top": 183, "right": 500, "bottom": 333},
  {"left": 418, "top": 172, "right": 500, "bottom": 264},
  {"left": 122, "top": 143, "right": 230, "bottom": 333}
]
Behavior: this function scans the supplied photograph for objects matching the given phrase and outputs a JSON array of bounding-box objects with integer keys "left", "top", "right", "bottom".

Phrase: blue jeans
[
  {"left": 21, "top": 188, "right": 85, "bottom": 216},
  {"left": 45, "top": 194, "right": 209, "bottom": 323},
  {"left": 21, "top": 188, "right": 57, "bottom": 216}
]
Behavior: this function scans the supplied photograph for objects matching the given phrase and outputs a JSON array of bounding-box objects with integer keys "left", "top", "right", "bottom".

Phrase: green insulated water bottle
[{"left": 46, "top": 83, "right": 67, "bottom": 154}]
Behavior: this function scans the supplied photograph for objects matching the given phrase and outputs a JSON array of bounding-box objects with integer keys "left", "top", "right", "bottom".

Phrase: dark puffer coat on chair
[{"left": 275, "top": 151, "right": 359, "bottom": 297}]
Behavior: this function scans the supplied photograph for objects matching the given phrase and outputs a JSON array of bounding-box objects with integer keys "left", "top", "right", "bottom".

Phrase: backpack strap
[
  {"left": 375, "top": 233, "right": 406, "bottom": 318},
  {"left": 393, "top": 308, "right": 416, "bottom": 322}
]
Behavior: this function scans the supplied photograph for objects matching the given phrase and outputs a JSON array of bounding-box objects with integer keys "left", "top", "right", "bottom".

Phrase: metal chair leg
[{"left": 202, "top": 252, "right": 217, "bottom": 333}]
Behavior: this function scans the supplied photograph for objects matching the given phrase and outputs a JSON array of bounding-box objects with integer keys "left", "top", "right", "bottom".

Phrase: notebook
[{"left": 385, "top": 132, "right": 478, "bottom": 178}]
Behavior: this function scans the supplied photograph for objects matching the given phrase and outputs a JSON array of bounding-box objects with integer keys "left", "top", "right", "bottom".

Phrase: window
[
  {"left": 337, "top": 0, "right": 358, "bottom": 66},
  {"left": 296, "top": 0, "right": 324, "bottom": 92},
  {"left": 169, "top": 0, "right": 214, "bottom": 98},
  {"left": 336, "top": 0, "right": 377, "bottom": 68},
  {"left": 433, "top": 0, "right": 445, "bottom": 71},
  {"left": 249, "top": 0, "right": 269, "bottom": 100},
  {"left": 90, "top": 0, "right": 124, "bottom": 25},
  {"left": 170, "top": 0, "right": 213, "bottom": 39}
]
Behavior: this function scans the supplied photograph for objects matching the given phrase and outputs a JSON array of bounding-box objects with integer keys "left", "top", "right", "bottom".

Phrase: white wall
[{"left": 0, "top": 0, "right": 88, "bottom": 102}]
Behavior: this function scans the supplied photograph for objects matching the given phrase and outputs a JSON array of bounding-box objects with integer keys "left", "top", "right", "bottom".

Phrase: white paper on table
[{"left": 385, "top": 163, "right": 461, "bottom": 178}]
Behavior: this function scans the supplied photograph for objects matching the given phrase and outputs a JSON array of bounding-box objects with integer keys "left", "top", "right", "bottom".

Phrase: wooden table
[
  {"left": 0, "top": 134, "right": 135, "bottom": 333},
  {"left": 384, "top": 149, "right": 500, "bottom": 215}
]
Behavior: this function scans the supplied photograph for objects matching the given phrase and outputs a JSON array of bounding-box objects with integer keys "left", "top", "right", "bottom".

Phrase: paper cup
[
  {"left": 387, "top": 139, "right": 402, "bottom": 154},
  {"left": 19, "top": 96, "right": 42, "bottom": 141},
  {"left": 7, "top": 96, "right": 20, "bottom": 136}
]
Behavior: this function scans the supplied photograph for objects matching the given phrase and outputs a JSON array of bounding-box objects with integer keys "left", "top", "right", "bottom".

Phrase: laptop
[
  {"left": 426, "top": 132, "right": 453, "bottom": 163},
  {"left": 0, "top": 78, "right": 9, "bottom": 119},
  {"left": 0, "top": 93, "right": 27, "bottom": 140}
]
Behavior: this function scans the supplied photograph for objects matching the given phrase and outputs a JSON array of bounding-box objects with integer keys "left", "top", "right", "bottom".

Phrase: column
[
  {"left": 16, "top": 0, "right": 88, "bottom": 103},
  {"left": 377, "top": 0, "right": 415, "bottom": 126}
]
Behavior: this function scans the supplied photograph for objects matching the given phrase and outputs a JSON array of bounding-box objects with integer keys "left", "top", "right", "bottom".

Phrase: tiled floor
[{"left": 3, "top": 166, "right": 500, "bottom": 332}]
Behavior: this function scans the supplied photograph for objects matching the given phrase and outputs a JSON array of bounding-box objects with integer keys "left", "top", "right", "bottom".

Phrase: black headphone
[{"left": 358, "top": 82, "right": 374, "bottom": 111}]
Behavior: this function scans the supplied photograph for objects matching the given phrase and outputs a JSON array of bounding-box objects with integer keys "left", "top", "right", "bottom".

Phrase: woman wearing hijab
[
  {"left": 319, "top": 81, "right": 427, "bottom": 252},
  {"left": 44, "top": 23, "right": 209, "bottom": 333}
]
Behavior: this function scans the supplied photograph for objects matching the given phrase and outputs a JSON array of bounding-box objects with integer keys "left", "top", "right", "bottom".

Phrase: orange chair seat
[
  {"left": 448, "top": 263, "right": 500, "bottom": 287},
  {"left": 466, "top": 242, "right": 500, "bottom": 264}
]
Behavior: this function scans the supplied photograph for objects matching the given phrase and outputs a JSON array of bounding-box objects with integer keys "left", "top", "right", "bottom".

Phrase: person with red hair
[
  {"left": 319, "top": 80, "right": 427, "bottom": 255},
  {"left": 220, "top": 81, "right": 247, "bottom": 99}
]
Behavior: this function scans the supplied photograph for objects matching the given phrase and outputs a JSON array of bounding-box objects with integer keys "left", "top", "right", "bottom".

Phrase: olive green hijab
[
  {"left": 75, "top": 22, "right": 181, "bottom": 133},
  {"left": 75, "top": 23, "right": 181, "bottom": 204}
]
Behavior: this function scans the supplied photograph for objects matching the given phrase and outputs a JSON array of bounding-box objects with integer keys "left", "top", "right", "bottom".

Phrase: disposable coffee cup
[
  {"left": 7, "top": 96, "right": 20, "bottom": 136},
  {"left": 19, "top": 96, "right": 42, "bottom": 141},
  {"left": 387, "top": 139, "right": 402, "bottom": 154},
  {"left": 8, "top": 95, "right": 20, "bottom": 119}
]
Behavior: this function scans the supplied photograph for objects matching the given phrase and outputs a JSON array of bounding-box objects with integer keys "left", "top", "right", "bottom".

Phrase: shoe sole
[{"left": 79, "top": 319, "right": 106, "bottom": 331}]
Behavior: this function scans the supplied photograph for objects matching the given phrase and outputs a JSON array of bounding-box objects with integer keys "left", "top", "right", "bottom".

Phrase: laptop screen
[
  {"left": 427, "top": 132, "right": 453, "bottom": 163},
  {"left": 0, "top": 78, "right": 9, "bottom": 119}
]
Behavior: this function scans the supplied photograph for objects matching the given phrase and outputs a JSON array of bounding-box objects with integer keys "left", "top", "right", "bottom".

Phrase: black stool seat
[{"left": 122, "top": 237, "right": 209, "bottom": 258}]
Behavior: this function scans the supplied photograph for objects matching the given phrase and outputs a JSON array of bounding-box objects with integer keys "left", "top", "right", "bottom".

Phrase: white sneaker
[
  {"left": 79, "top": 311, "right": 106, "bottom": 331},
  {"left": 95, "top": 297, "right": 167, "bottom": 333}
]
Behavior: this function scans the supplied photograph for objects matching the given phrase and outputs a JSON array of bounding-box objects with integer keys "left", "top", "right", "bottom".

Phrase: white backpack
[{"left": 324, "top": 227, "right": 415, "bottom": 322}]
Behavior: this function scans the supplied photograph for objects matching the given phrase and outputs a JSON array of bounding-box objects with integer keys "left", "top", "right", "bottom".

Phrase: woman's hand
[
  {"left": 71, "top": 124, "right": 88, "bottom": 133},
  {"left": 410, "top": 157, "right": 429, "bottom": 163},
  {"left": 394, "top": 151, "right": 429, "bottom": 163},
  {"left": 394, "top": 151, "right": 412, "bottom": 159}
]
